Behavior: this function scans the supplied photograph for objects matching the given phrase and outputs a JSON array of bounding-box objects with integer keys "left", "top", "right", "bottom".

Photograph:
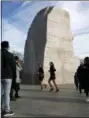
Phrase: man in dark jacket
[
  {"left": 1, "top": 41, "right": 16, "bottom": 117},
  {"left": 77, "top": 57, "right": 89, "bottom": 102}
]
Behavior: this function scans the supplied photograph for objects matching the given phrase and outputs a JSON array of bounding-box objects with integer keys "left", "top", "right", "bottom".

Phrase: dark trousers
[
  {"left": 85, "top": 88, "right": 89, "bottom": 97},
  {"left": 10, "top": 79, "right": 16, "bottom": 98},
  {"left": 15, "top": 83, "right": 20, "bottom": 97},
  {"left": 10, "top": 83, "right": 15, "bottom": 98},
  {"left": 74, "top": 76, "right": 78, "bottom": 90},
  {"left": 10, "top": 82, "right": 20, "bottom": 98}
]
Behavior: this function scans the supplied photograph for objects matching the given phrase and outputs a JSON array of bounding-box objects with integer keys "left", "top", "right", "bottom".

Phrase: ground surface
[{"left": 6, "top": 85, "right": 89, "bottom": 117}]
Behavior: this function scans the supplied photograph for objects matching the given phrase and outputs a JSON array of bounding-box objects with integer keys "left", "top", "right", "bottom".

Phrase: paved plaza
[{"left": 10, "top": 85, "right": 89, "bottom": 117}]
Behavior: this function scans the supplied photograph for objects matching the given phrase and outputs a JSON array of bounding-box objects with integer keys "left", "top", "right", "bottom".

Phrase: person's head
[
  {"left": 84, "top": 57, "right": 89, "bottom": 65},
  {"left": 15, "top": 56, "right": 19, "bottom": 63},
  {"left": 49, "top": 62, "right": 54, "bottom": 67},
  {"left": 1, "top": 41, "right": 9, "bottom": 50}
]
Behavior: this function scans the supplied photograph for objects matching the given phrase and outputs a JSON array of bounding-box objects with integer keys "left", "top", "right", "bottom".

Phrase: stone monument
[{"left": 23, "top": 7, "right": 79, "bottom": 85}]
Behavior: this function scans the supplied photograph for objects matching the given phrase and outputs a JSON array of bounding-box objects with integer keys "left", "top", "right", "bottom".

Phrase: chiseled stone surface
[
  {"left": 23, "top": 7, "right": 79, "bottom": 85},
  {"left": 11, "top": 85, "right": 89, "bottom": 117},
  {"left": 44, "top": 7, "right": 79, "bottom": 84}
]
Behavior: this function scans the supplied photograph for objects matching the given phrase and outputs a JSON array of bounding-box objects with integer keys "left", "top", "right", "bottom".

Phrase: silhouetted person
[
  {"left": 1, "top": 41, "right": 16, "bottom": 117},
  {"left": 14, "top": 56, "right": 22, "bottom": 98},
  {"left": 48, "top": 62, "right": 59, "bottom": 92},
  {"left": 75, "top": 62, "right": 84, "bottom": 94},
  {"left": 77, "top": 57, "right": 89, "bottom": 102},
  {"left": 38, "top": 65, "right": 44, "bottom": 90},
  {"left": 83, "top": 57, "right": 89, "bottom": 102}
]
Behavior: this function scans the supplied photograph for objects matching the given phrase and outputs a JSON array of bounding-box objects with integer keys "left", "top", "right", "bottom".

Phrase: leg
[
  {"left": 15, "top": 90, "right": 19, "bottom": 98},
  {"left": 74, "top": 77, "right": 78, "bottom": 90},
  {"left": 10, "top": 80, "right": 17, "bottom": 101},
  {"left": 10, "top": 86, "right": 13, "bottom": 99},
  {"left": 52, "top": 79, "right": 59, "bottom": 92},
  {"left": 39, "top": 77, "right": 43, "bottom": 90},
  {"left": 40, "top": 81, "right": 43, "bottom": 90},
  {"left": 10, "top": 86, "right": 16, "bottom": 101},
  {"left": 85, "top": 89, "right": 89, "bottom": 97},
  {"left": 39, "top": 79, "right": 43, "bottom": 90},
  {"left": 48, "top": 78, "right": 54, "bottom": 91},
  {"left": 4, "top": 79, "right": 12, "bottom": 112},
  {"left": 85, "top": 88, "right": 89, "bottom": 102},
  {"left": 75, "top": 82, "right": 78, "bottom": 90},
  {"left": 79, "top": 84, "right": 82, "bottom": 94},
  {"left": 1, "top": 79, "right": 5, "bottom": 112},
  {"left": 15, "top": 84, "right": 20, "bottom": 98}
]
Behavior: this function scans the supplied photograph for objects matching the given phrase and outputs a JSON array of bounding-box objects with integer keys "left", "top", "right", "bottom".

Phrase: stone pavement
[{"left": 11, "top": 85, "right": 89, "bottom": 117}]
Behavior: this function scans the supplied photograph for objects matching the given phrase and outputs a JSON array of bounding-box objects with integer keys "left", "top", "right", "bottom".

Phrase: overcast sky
[{"left": 2, "top": 1, "right": 89, "bottom": 59}]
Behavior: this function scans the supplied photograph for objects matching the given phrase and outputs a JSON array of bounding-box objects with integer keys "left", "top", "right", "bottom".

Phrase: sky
[{"left": 1, "top": 1, "right": 89, "bottom": 59}]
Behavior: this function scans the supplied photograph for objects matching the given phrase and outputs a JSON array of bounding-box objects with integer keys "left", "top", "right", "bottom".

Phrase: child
[
  {"left": 48, "top": 62, "right": 59, "bottom": 92},
  {"left": 15, "top": 56, "right": 22, "bottom": 98}
]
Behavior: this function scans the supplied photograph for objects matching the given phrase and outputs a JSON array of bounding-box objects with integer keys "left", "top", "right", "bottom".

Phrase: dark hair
[
  {"left": 50, "top": 62, "right": 54, "bottom": 67},
  {"left": 1, "top": 41, "right": 9, "bottom": 49},
  {"left": 15, "top": 56, "right": 19, "bottom": 60}
]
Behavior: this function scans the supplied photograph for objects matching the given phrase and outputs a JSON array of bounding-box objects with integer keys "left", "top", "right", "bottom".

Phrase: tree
[{"left": 12, "top": 51, "right": 24, "bottom": 61}]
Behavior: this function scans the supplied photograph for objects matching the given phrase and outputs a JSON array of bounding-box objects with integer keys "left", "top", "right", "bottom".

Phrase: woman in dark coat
[
  {"left": 48, "top": 62, "right": 59, "bottom": 92},
  {"left": 38, "top": 65, "right": 44, "bottom": 90},
  {"left": 77, "top": 57, "right": 89, "bottom": 102}
]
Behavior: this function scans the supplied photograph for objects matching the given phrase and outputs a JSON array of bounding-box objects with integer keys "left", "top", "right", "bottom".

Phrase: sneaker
[
  {"left": 4, "top": 111, "right": 14, "bottom": 117},
  {"left": 49, "top": 88, "right": 54, "bottom": 92},
  {"left": 85, "top": 98, "right": 89, "bottom": 102}
]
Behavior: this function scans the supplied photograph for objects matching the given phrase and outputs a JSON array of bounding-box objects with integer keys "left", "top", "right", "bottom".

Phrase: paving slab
[{"left": 9, "top": 85, "right": 89, "bottom": 117}]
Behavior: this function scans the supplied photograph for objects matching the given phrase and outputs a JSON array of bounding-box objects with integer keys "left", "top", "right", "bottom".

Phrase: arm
[{"left": 17, "top": 63, "right": 23, "bottom": 71}]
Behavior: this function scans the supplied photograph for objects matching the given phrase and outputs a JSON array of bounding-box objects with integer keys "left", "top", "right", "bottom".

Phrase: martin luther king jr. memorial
[{"left": 23, "top": 7, "right": 79, "bottom": 85}]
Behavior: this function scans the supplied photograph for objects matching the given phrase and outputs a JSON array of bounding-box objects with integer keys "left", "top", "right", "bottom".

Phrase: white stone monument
[{"left": 43, "top": 7, "right": 79, "bottom": 85}]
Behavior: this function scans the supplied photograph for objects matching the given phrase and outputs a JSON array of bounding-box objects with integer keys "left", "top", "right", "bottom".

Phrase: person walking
[
  {"left": 76, "top": 62, "right": 84, "bottom": 94},
  {"left": 77, "top": 57, "right": 89, "bottom": 102},
  {"left": 83, "top": 57, "right": 89, "bottom": 102},
  {"left": 37, "top": 65, "right": 44, "bottom": 90},
  {"left": 48, "top": 62, "right": 59, "bottom": 92},
  {"left": 1, "top": 41, "right": 16, "bottom": 117},
  {"left": 14, "top": 56, "right": 22, "bottom": 98}
]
